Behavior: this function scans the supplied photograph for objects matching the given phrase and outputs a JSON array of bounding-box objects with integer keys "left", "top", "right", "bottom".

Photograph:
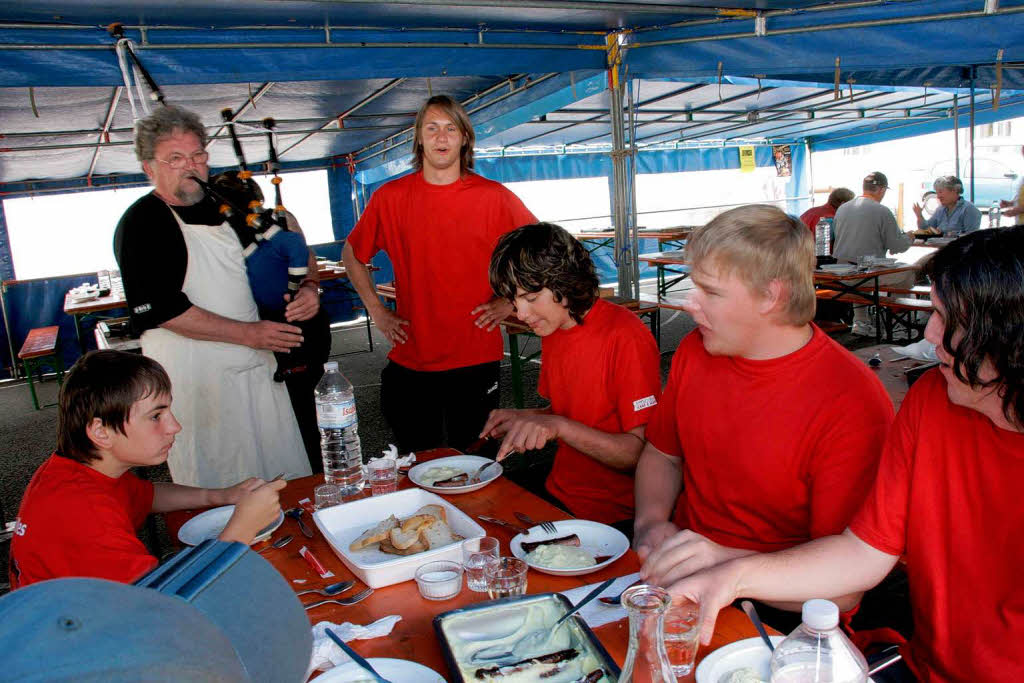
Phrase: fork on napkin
[{"left": 309, "top": 615, "right": 402, "bottom": 672}]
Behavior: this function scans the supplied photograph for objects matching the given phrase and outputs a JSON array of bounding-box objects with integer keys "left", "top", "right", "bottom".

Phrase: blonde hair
[
  {"left": 412, "top": 95, "right": 475, "bottom": 172},
  {"left": 686, "top": 204, "right": 815, "bottom": 326}
]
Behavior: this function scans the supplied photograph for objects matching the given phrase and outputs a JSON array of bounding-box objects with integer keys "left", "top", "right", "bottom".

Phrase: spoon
[
  {"left": 256, "top": 534, "right": 293, "bottom": 554},
  {"left": 471, "top": 578, "right": 615, "bottom": 664},
  {"left": 471, "top": 461, "right": 498, "bottom": 483},
  {"left": 741, "top": 600, "right": 775, "bottom": 652},
  {"left": 295, "top": 580, "right": 355, "bottom": 597}
]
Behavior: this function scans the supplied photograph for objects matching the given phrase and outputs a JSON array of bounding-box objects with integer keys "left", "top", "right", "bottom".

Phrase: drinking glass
[
  {"left": 485, "top": 557, "right": 528, "bottom": 599},
  {"left": 462, "top": 537, "right": 499, "bottom": 592},
  {"left": 663, "top": 599, "right": 701, "bottom": 676},
  {"left": 313, "top": 483, "right": 341, "bottom": 510},
  {"left": 367, "top": 458, "right": 398, "bottom": 496}
]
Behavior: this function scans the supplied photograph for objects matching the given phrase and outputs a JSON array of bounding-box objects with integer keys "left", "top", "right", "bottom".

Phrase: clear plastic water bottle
[
  {"left": 815, "top": 217, "right": 833, "bottom": 256},
  {"left": 770, "top": 599, "right": 867, "bottom": 683},
  {"left": 314, "top": 361, "right": 363, "bottom": 493},
  {"left": 989, "top": 200, "right": 1001, "bottom": 229}
]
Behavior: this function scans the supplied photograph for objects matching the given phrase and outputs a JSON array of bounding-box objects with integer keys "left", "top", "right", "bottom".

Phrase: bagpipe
[{"left": 108, "top": 23, "right": 330, "bottom": 382}]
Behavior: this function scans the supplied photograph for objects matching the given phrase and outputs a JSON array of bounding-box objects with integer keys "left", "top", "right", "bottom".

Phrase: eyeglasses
[{"left": 154, "top": 150, "right": 209, "bottom": 170}]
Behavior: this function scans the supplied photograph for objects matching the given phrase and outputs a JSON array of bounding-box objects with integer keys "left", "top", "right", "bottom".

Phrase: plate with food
[
  {"left": 509, "top": 519, "right": 629, "bottom": 577},
  {"left": 178, "top": 505, "right": 285, "bottom": 546},
  {"left": 314, "top": 488, "right": 485, "bottom": 588},
  {"left": 314, "top": 658, "right": 445, "bottom": 682},
  {"left": 694, "top": 635, "right": 785, "bottom": 683},
  {"left": 408, "top": 455, "right": 502, "bottom": 495}
]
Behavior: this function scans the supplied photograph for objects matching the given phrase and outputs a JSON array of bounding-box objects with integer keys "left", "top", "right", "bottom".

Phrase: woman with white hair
[{"left": 912, "top": 175, "right": 982, "bottom": 236}]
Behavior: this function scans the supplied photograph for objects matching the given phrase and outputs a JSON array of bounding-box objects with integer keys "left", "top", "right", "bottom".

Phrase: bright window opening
[
  {"left": 3, "top": 169, "right": 334, "bottom": 281},
  {"left": 504, "top": 177, "right": 611, "bottom": 231},
  {"left": 636, "top": 166, "right": 788, "bottom": 228}
]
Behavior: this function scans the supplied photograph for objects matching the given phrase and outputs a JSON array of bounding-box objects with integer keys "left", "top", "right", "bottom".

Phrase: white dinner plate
[
  {"left": 510, "top": 519, "right": 629, "bottom": 576},
  {"left": 818, "top": 264, "right": 856, "bottom": 275},
  {"left": 695, "top": 635, "right": 785, "bottom": 683},
  {"left": 314, "top": 658, "right": 445, "bottom": 682},
  {"left": 177, "top": 505, "right": 284, "bottom": 546},
  {"left": 408, "top": 455, "right": 502, "bottom": 495}
]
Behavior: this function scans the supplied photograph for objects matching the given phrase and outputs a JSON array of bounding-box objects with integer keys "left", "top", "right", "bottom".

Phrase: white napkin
[
  {"left": 890, "top": 339, "right": 937, "bottom": 362},
  {"left": 309, "top": 615, "right": 402, "bottom": 672},
  {"left": 559, "top": 572, "right": 640, "bottom": 629},
  {"left": 377, "top": 444, "right": 417, "bottom": 468}
]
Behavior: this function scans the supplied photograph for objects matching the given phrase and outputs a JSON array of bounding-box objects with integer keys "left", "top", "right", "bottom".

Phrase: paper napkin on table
[
  {"left": 309, "top": 615, "right": 402, "bottom": 672},
  {"left": 891, "top": 339, "right": 937, "bottom": 362},
  {"left": 559, "top": 572, "right": 640, "bottom": 629},
  {"left": 377, "top": 444, "right": 416, "bottom": 468}
]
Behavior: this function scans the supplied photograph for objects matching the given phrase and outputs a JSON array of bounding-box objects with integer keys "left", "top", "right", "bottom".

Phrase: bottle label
[{"left": 317, "top": 398, "right": 357, "bottom": 429}]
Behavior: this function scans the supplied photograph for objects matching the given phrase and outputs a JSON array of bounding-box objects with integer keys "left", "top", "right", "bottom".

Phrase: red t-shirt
[
  {"left": 800, "top": 204, "right": 837, "bottom": 232},
  {"left": 9, "top": 453, "right": 157, "bottom": 589},
  {"left": 539, "top": 299, "right": 661, "bottom": 524},
  {"left": 850, "top": 370, "right": 1024, "bottom": 681},
  {"left": 646, "top": 326, "right": 893, "bottom": 551},
  {"left": 347, "top": 171, "right": 536, "bottom": 371}
]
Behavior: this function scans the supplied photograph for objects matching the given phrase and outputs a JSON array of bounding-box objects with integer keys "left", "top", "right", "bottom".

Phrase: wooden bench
[
  {"left": 18, "top": 326, "right": 64, "bottom": 410},
  {"left": 815, "top": 290, "right": 932, "bottom": 341}
]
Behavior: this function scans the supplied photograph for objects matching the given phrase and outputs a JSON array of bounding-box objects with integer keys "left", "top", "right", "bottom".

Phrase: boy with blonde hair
[
  {"left": 634, "top": 205, "right": 893, "bottom": 629},
  {"left": 9, "top": 350, "right": 285, "bottom": 589}
]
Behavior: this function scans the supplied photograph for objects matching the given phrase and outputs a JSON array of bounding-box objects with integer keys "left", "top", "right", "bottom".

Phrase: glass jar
[{"left": 620, "top": 584, "right": 676, "bottom": 683}]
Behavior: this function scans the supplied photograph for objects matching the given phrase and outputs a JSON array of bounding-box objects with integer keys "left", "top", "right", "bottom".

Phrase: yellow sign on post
[{"left": 739, "top": 146, "right": 756, "bottom": 173}]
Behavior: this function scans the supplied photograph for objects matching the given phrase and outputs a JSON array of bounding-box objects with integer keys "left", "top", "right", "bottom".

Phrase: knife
[
  {"left": 286, "top": 508, "right": 314, "bottom": 538},
  {"left": 477, "top": 515, "right": 530, "bottom": 535},
  {"left": 325, "top": 628, "right": 392, "bottom": 683}
]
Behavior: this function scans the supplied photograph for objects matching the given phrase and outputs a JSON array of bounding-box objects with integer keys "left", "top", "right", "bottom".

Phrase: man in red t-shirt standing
[
  {"left": 634, "top": 205, "right": 893, "bottom": 629},
  {"left": 480, "top": 223, "right": 661, "bottom": 536},
  {"left": 342, "top": 95, "right": 536, "bottom": 452},
  {"left": 799, "top": 187, "right": 854, "bottom": 232},
  {"left": 663, "top": 227, "right": 1024, "bottom": 682}
]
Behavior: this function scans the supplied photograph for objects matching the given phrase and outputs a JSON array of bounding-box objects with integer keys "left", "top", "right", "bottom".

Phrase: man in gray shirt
[{"left": 833, "top": 171, "right": 915, "bottom": 336}]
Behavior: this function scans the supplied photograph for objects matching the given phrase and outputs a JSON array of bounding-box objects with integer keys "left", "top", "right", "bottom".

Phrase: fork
[
  {"left": 295, "top": 580, "right": 355, "bottom": 598},
  {"left": 515, "top": 511, "right": 558, "bottom": 534},
  {"left": 303, "top": 586, "right": 373, "bottom": 610}
]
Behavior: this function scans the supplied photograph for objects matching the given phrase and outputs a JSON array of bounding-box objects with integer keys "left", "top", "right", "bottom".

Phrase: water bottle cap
[
  {"left": 802, "top": 599, "right": 839, "bottom": 630},
  {"left": 323, "top": 361, "right": 339, "bottom": 372}
]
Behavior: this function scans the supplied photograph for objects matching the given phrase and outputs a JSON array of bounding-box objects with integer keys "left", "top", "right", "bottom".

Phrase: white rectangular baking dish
[{"left": 313, "top": 488, "right": 485, "bottom": 588}]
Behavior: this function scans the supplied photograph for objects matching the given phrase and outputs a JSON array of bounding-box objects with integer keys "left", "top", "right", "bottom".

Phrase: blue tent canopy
[{"left": 1, "top": 0, "right": 1022, "bottom": 375}]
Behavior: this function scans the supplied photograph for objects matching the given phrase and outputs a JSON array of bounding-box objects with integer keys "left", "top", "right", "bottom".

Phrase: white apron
[{"left": 141, "top": 207, "right": 311, "bottom": 488}]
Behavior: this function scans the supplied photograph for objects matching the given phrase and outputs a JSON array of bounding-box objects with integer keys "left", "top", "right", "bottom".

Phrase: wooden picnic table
[
  {"left": 852, "top": 344, "right": 937, "bottom": 412},
  {"left": 574, "top": 227, "right": 694, "bottom": 256},
  {"left": 638, "top": 249, "right": 691, "bottom": 299},
  {"left": 813, "top": 263, "right": 919, "bottom": 343},
  {"left": 166, "top": 447, "right": 778, "bottom": 681}
]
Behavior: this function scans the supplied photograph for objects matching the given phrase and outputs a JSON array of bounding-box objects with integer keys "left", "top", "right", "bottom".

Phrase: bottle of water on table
[
  {"left": 815, "top": 217, "right": 832, "bottom": 256},
  {"left": 989, "top": 200, "right": 1001, "bottom": 229},
  {"left": 770, "top": 599, "right": 867, "bottom": 682},
  {"left": 315, "top": 361, "right": 364, "bottom": 494}
]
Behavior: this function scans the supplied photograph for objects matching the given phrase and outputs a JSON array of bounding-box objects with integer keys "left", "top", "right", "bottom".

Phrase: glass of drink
[
  {"left": 462, "top": 537, "right": 499, "bottom": 592},
  {"left": 663, "top": 599, "right": 700, "bottom": 676},
  {"left": 313, "top": 483, "right": 341, "bottom": 510},
  {"left": 367, "top": 458, "right": 398, "bottom": 496},
  {"left": 485, "top": 557, "right": 528, "bottom": 600}
]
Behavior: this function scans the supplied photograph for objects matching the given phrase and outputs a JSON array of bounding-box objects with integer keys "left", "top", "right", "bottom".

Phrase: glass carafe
[{"left": 620, "top": 584, "right": 675, "bottom": 683}]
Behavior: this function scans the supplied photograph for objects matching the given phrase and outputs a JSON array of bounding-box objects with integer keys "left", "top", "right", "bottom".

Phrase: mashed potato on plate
[{"left": 525, "top": 544, "right": 596, "bottom": 569}]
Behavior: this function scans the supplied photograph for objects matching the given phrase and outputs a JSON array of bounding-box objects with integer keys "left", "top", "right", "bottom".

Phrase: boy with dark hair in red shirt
[
  {"left": 664, "top": 226, "right": 1024, "bottom": 682},
  {"left": 481, "top": 222, "right": 661, "bottom": 534},
  {"left": 634, "top": 205, "right": 893, "bottom": 629},
  {"left": 9, "top": 350, "right": 286, "bottom": 589}
]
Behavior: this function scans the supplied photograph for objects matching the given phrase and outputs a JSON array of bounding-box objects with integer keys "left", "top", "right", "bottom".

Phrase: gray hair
[
  {"left": 933, "top": 175, "right": 964, "bottom": 195},
  {"left": 133, "top": 106, "right": 207, "bottom": 162}
]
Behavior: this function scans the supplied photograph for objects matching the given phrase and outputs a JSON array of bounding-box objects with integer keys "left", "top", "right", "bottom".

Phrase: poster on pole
[
  {"left": 772, "top": 144, "right": 792, "bottom": 177},
  {"left": 739, "top": 146, "right": 756, "bottom": 173}
]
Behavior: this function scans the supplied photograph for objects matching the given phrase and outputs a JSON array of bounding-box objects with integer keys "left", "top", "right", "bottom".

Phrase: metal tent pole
[
  {"left": 969, "top": 69, "right": 977, "bottom": 203},
  {"left": 0, "top": 282, "right": 18, "bottom": 379},
  {"left": 953, "top": 93, "right": 960, "bottom": 178},
  {"left": 626, "top": 79, "right": 641, "bottom": 301},
  {"left": 607, "top": 34, "right": 635, "bottom": 298}
]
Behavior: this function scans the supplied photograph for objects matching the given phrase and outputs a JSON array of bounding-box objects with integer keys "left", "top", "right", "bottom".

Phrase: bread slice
[
  {"left": 349, "top": 514, "right": 399, "bottom": 551},
  {"left": 419, "top": 519, "right": 460, "bottom": 549},
  {"left": 413, "top": 504, "right": 448, "bottom": 524},
  {"left": 380, "top": 536, "right": 428, "bottom": 555}
]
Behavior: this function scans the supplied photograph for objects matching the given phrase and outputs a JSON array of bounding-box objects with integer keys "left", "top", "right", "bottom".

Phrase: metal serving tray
[{"left": 433, "top": 592, "right": 620, "bottom": 682}]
